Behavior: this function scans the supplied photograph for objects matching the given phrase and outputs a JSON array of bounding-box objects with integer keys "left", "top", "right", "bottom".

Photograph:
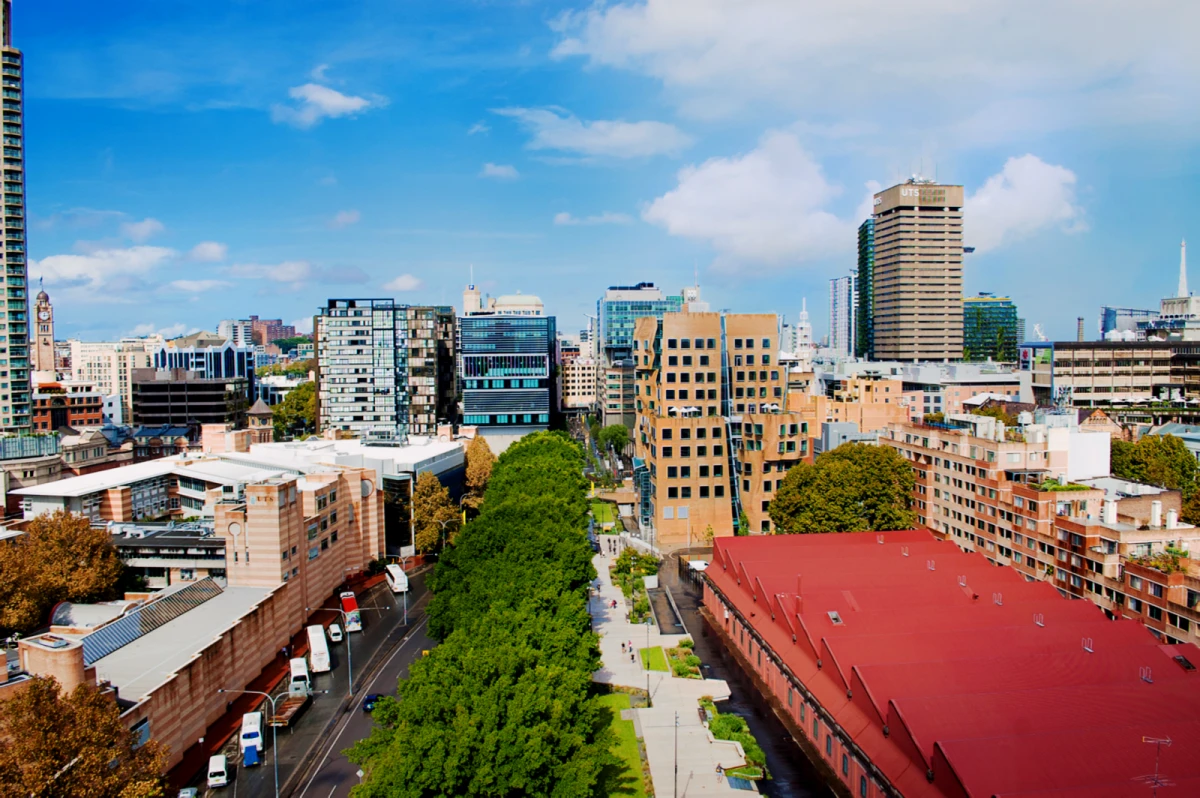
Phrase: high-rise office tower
[
  {"left": 1016, "top": 317, "right": 1027, "bottom": 345},
  {"left": 828, "top": 275, "right": 857, "bottom": 357},
  {"left": 871, "top": 179, "right": 965, "bottom": 361},
  {"left": 855, "top": 219, "right": 874, "bottom": 358},
  {"left": 962, "top": 293, "right": 1018, "bottom": 362},
  {"left": 596, "top": 283, "right": 685, "bottom": 427},
  {"left": 1, "top": 1, "right": 29, "bottom": 431},
  {"left": 315, "top": 299, "right": 456, "bottom": 442}
]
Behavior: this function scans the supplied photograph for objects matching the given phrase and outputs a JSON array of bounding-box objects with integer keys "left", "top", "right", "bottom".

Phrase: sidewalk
[{"left": 593, "top": 534, "right": 755, "bottom": 796}]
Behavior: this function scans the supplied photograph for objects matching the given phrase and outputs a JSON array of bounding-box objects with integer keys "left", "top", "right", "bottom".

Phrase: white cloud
[
  {"left": 329, "top": 209, "right": 361, "bottom": 229},
  {"left": 271, "top": 83, "right": 382, "bottom": 128},
  {"left": 310, "top": 64, "right": 330, "bottom": 82},
  {"left": 31, "top": 245, "right": 176, "bottom": 291},
  {"left": 188, "top": 241, "right": 227, "bottom": 262},
  {"left": 120, "top": 217, "right": 165, "bottom": 242},
  {"left": 383, "top": 274, "right": 423, "bottom": 292},
  {"left": 554, "top": 211, "right": 634, "bottom": 226},
  {"left": 965, "top": 155, "right": 1085, "bottom": 253},
  {"left": 169, "top": 279, "right": 231, "bottom": 292},
  {"left": 467, "top": 121, "right": 490, "bottom": 135},
  {"left": 479, "top": 163, "right": 519, "bottom": 180},
  {"left": 128, "top": 322, "right": 198, "bottom": 339},
  {"left": 643, "top": 130, "right": 851, "bottom": 265},
  {"left": 494, "top": 107, "right": 691, "bottom": 158},
  {"left": 227, "top": 260, "right": 369, "bottom": 287},
  {"left": 291, "top": 317, "right": 315, "bottom": 336},
  {"left": 551, "top": 0, "right": 1200, "bottom": 137}
]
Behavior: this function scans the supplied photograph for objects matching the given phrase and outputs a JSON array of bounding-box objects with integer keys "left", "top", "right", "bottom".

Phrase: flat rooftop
[
  {"left": 227, "top": 436, "right": 464, "bottom": 476},
  {"left": 12, "top": 456, "right": 286, "bottom": 498},
  {"left": 91, "top": 584, "right": 271, "bottom": 702}
]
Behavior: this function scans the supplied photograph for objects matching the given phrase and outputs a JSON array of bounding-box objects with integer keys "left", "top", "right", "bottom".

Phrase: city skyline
[{"left": 16, "top": 1, "right": 1200, "bottom": 345}]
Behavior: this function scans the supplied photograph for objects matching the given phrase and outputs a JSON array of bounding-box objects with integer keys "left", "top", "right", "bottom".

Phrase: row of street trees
[
  {"left": 346, "top": 432, "right": 615, "bottom": 797},
  {"left": 409, "top": 435, "right": 496, "bottom": 553}
]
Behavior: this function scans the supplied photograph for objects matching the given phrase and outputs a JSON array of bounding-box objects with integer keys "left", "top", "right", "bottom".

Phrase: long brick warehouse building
[{"left": 702, "top": 531, "right": 1200, "bottom": 797}]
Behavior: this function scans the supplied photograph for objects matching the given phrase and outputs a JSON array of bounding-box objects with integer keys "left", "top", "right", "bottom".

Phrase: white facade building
[{"left": 828, "top": 276, "right": 857, "bottom": 358}]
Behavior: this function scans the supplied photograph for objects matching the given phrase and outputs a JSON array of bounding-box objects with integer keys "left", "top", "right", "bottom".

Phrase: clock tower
[{"left": 32, "top": 283, "right": 54, "bottom": 374}]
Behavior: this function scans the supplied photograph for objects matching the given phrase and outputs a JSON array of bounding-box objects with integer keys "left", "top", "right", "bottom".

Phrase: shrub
[
  {"left": 685, "top": 654, "right": 701, "bottom": 668},
  {"left": 678, "top": 638, "right": 694, "bottom": 649},
  {"left": 672, "top": 661, "right": 692, "bottom": 678}
]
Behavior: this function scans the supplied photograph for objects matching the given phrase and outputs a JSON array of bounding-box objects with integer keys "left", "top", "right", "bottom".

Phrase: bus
[
  {"left": 306, "top": 624, "right": 330, "bottom": 673},
  {"left": 385, "top": 564, "right": 409, "bottom": 594},
  {"left": 339, "top": 591, "right": 363, "bottom": 633}
]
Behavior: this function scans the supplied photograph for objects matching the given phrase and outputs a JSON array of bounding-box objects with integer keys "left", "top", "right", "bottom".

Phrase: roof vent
[
  {"left": 1034, "top": 613, "right": 1045, "bottom": 628},
  {"left": 1140, "top": 666, "right": 1154, "bottom": 684},
  {"left": 927, "top": 559, "right": 936, "bottom": 571},
  {"left": 1174, "top": 654, "right": 1196, "bottom": 672},
  {"left": 827, "top": 611, "right": 843, "bottom": 626},
  {"left": 1082, "top": 637, "right": 1094, "bottom": 654}
]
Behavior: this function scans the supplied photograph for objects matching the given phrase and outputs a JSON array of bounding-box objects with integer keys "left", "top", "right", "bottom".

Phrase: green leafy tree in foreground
[
  {"left": 1111, "top": 435, "right": 1197, "bottom": 498},
  {"left": 768, "top": 442, "right": 916, "bottom": 534},
  {"left": 597, "top": 424, "right": 630, "bottom": 455}
]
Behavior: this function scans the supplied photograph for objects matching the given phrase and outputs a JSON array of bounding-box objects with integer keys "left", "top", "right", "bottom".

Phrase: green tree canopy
[
  {"left": 0, "top": 511, "right": 127, "bottom": 636},
  {"left": 768, "top": 443, "right": 916, "bottom": 534},
  {"left": 347, "top": 432, "right": 611, "bottom": 797},
  {"left": 597, "top": 424, "right": 630, "bottom": 454},
  {"left": 0, "top": 676, "right": 168, "bottom": 797},
  {"left": 1111, "top": 435, "right": 1197, "bottom": 498},
  {"left": 412, "top": 472, "right": 460, "bottom": 553},
  {"left": 271, "top": 381, "right": 316, "bottom": 440},
  {"left": 973, "top": 403, "right": 1018, "bottom": 427}
]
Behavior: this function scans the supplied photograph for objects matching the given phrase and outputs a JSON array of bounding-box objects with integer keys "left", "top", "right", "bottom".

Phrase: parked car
[
  {"left": 178, "top": 789, "right": 198, "bottom": 798},
  {"left": 362, "top": 694, "right": 384, "bottom": 712},
  {"left": 328, "top": 623, "right": 343, "bottom": 643}
]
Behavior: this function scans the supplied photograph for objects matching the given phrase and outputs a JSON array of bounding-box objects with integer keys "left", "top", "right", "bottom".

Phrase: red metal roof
[{"left": 707, "top": 531, "right": 1200, "bottom": 798}]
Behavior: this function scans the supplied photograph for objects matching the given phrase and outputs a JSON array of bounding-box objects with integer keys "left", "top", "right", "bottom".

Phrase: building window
[
  {"left": 826, "top": 735, "right": 833, "bottom": 757},
  {"left": 842, "top": 753, "right": 849, "bottom": 776},
  {"left": 180, "top": 569, "right": 195, "bottom": 581},
  {"left": 860, "top": 776, "right": 868, "bottom": 798}
]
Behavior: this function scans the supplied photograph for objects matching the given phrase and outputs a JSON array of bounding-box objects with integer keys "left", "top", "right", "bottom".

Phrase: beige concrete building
[
  {"left": 68, "top": 337, "right": 162, "bottom": 425},
  {"left": 559, "top": 346, "right": 597, "bottom": 413},
  {"left": 871, "top": 179, "right": 965, "bottom": 361}
]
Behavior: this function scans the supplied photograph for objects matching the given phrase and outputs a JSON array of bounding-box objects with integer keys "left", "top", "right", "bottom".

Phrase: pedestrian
[
  {"left": 621, "top": 641, "right": 626, "bottom": 653},
  {"left": 716, "top": 764, "right": 724, "bottom": 783},
  {"left": 630, "top": 651, "right": 635, "bottom": 663}
]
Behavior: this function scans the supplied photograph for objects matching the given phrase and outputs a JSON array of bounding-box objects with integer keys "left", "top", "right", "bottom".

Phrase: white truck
[
  {"left": 306, "top": 624, "right": 330, "bottom": 673},
  {"left": 239, "top": 711, "right": 263, "bottom": 768}
]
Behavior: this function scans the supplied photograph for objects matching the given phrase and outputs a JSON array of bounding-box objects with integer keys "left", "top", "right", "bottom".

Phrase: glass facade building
[
  {"left": 963, "top": 293, "right": 1019, "bottom": 362},
  {"left": 459, "top": 315, "right": 556, "bottom": 428},
  {"left": 855, "top": 219, "right": 874, "bottom": 359},
  {"left": 0, "top": 2, "right": 28, "bottom": 431},
  {"left": 598, "top": 283, "right": 683, "bottom": 362}
]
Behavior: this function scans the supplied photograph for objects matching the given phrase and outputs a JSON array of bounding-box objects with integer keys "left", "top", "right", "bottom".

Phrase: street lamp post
[
  {"left": 434, "top": 517, "right": 457, "bottom": 553},
  {"left": 217, "top": 689, "right": 279, "bottom": 798},
  {"left": 645, "top": 615, "right": 654, "bottom": 707},
  {"left": 306, "top": 607, "right": 353, "bottom": 697}
]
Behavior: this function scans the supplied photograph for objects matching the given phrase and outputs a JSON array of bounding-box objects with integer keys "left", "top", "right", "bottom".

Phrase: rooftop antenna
[
  {"left": 469, "top": 263, "right": 474, "bottom": 288},
  {"left": 1134, "top": 736, "right": 1173, "bottom": 797}
]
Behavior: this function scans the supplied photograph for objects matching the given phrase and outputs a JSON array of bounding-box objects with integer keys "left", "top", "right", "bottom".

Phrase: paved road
[
  {"left": 292, "top": 615, "right": 435, "bottom": 798},
  {"left": 216, "top": 572, "right": 432, "bottom": 798}
]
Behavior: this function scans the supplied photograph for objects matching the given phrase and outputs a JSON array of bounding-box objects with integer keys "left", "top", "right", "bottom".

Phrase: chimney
[
  {"left": 1102, "top": 499, "right": 1117, "bottom": 525},
  {"left": 1167, "top": 509, "right": 1178, "bottom": 529},
  {"left": 1151, "top": 500, "right": 1163, "bottom": 529},
  {"left": 1077, "top": 317, "right": 1085, "bottom": 342}
]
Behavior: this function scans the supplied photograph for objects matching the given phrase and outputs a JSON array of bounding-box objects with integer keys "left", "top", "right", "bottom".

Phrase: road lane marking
[{"left": 296, "top": 614, "right": 430, "bottom": 798}]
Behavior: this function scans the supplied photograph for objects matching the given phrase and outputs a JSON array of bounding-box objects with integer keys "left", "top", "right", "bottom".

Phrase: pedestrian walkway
[{"left": 592, "top": 534, "right": 756, "bottom": 795}]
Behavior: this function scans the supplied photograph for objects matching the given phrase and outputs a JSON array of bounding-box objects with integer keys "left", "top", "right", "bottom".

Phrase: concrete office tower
[
  {"left": 855, "top": 219, "right": 874, "bottom": 358},
  {"left": 828, "top": 275, "right": 856, "bottom": 357},
  {"left": 216, "top": 319, "right": 253, "bottom": 348},
  {"left": 32, "top": 284, "right": 52, "bottom": 373},
  {"left": 0, "top": 2, "right": 28, "bottom": 430},
  {"left": 871, "top": 179, "right": 965, "bottom": 361},
  {"left": 1077, "top": 317, "right": 1085, "bottom": 342},
  {"left": 1016, "top": 317, "right": 1027, "bottom": 345}
]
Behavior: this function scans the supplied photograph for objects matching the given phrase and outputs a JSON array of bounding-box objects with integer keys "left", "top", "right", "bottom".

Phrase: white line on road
[{"left": 296, "top": 613, "right": 430, "bottom": 798}]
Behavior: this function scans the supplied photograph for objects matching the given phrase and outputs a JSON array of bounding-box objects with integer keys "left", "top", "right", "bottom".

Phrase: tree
[
  {"left": 974, "top": 403, "right": 1018, "bottom": 427},
  {"left": 768, "top": 443, "right": 916, "bottom": 534},
  {"left": 270, "top": 335, "right": 312, "bottom": 350},
  {"left": 0, "top": 676, "right": 168, "bottom": 797},
  {"left": 463, "top": 436, "right": 496, "bottom": 512},
  {"left": 0, "top": 511, "right": 127, "bottom": 637},
  {"left": 272, "top": 381, "right": 317, "bottom": 440},
  {"left": 1111, "top": 435, "right": 1198, "bottom": 498},
  {"left": 923, "top": 412, "right": 945, "bottom": 424},
  {"left": 597, "top": 424, "right": 630, "bottom": 455},
  {"left": 257, "top": 358, "right": 316, "bottom": 378},
  {"left": 349, "top": 432, "right": 609, "bottom": 797},
  {"left": 702, "top": 524, "right": 715, "bottom": 548},
  {"left": 412, "top": 472, "right": 459, "bottom": 553}
]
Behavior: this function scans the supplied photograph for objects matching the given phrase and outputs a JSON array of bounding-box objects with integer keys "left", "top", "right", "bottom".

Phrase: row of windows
[
  {"left": 665, "top": 464, "right": 724, "bottom": 479},
  {"left": 658, "top": 445, "right": 725, "bottom": 458},
  {"left": 664, "top": 484, "right": 723, "bottom": 499}
]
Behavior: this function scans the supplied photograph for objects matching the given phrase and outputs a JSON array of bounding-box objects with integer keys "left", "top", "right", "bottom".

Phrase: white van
[
  {"left": 206, "top": 754, "right": 229, "bottom": 788},
  {"left": 239, "top": 711, "right": 263, "bottom": 756},
  {"left": 328, "top": 623, "right": 343, "bottom": 643},
  {"left": 289, "top": 657, "right": 311, "bottom": 697}
]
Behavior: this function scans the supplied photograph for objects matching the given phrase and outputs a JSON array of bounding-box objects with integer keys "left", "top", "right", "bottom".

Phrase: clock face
[{"left": 37, "top": 311, "right": 49, "bottom": 320}]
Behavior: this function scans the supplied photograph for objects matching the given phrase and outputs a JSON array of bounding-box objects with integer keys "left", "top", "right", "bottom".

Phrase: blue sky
[{"left": 23, "top": 0, "right": 1200, "bottom": 342}]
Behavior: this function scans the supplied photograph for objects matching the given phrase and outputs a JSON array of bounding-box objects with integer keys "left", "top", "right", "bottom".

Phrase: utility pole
[{"left": 674, "top": 711, "right": 679, "bottom": 798}]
